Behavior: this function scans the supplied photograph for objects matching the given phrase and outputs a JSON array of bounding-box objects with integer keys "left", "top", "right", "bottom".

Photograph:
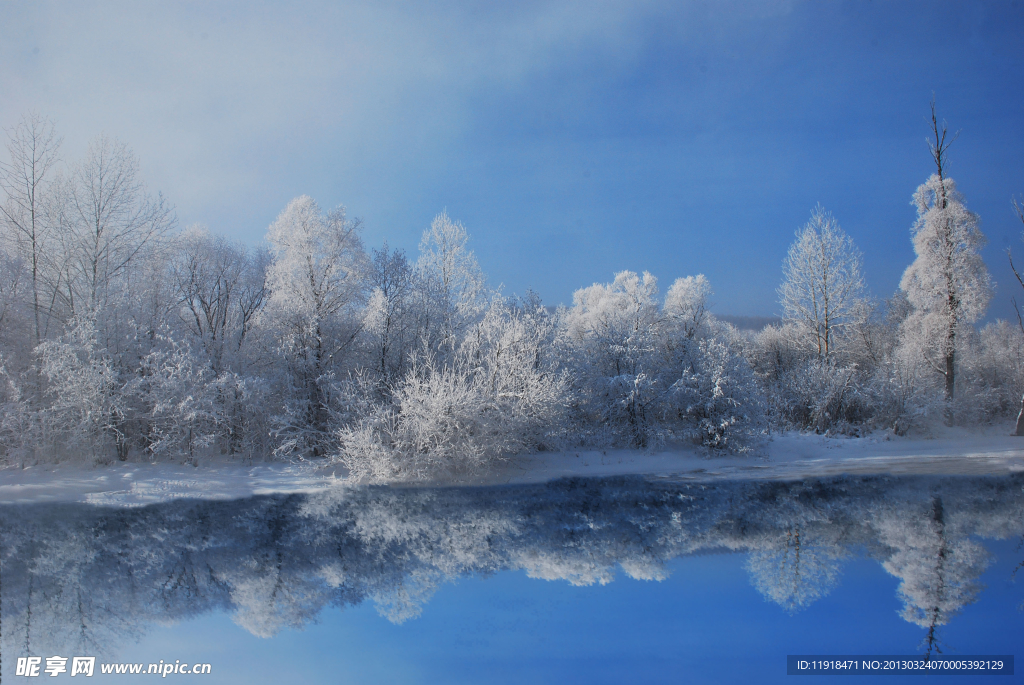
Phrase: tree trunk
[
  {"left": 944, "top": 348, "right": 955, "bottom": 401},
  {"left": 1015, "top": 395, "right": 1024, "bottom": 436}
]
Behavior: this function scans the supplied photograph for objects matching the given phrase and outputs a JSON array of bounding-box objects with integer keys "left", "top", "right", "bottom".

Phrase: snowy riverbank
[
  {"left": 1, "top": 422, "right": 1021, "bottom": 506},
  {"left": 502, "top": 423, "right": 1024, "bottom": 485}
]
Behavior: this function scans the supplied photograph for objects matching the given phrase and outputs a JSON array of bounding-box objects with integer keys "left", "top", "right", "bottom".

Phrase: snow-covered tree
[
  {"left": 338, "top": 296, "right": 567, "bottom": 482},
  {"left": 0, "top": 249, "right": 30, "bottom": 362},
  {"left": 899, "top": 108, "right": 992, "bottom": 401},
  {"left": 38, "top": 315, "right": 125, "bottom": 461},
  {"left": 779, "top": 205, "right": 865, "bottom": 359},
  {"left": 415, "top": 211, "right": 487, "bottom": 353},
  {"left": 263, "top": 195, "right": 368, "bottom": 456},
  {"left": 0, "top": 353, "right": 37, "bottom": 464},
  {"left": 664, "top": 274, "right": 712, "bottom": 340},
  {"left": 461, "top": 295, "right": 567, "bottom": 443},
  {"left": 669, "top": 337, "right": 767, "bottom": 450},
  {"left": 1006, "top": 197, "right": 1024, "bottom": 434},
  {"left": 136, "top": 337, "right": 218, "bottom": 465},
  {"left": 562, "top": 270, "right": 662, "bottom": 446},
  {"left": 965, "top": 320, "right": 1024, "bottom": 423}
]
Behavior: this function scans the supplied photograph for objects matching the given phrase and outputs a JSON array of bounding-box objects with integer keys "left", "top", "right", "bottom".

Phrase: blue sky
[{"left": 2, "top": 1, "right": 1023, "bottom": 317}]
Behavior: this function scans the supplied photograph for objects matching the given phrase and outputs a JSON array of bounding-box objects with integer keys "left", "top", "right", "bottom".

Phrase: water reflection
[{"left": 1, "top": 475, "right": 1022, "bottom": 658}]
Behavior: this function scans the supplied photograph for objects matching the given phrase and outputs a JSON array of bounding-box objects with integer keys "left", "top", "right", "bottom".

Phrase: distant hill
[{"left": 716, "top": 315, "right": 782, "bottom": 331}]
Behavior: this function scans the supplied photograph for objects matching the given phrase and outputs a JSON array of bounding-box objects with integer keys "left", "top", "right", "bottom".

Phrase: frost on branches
[
  {"left": 560, "top": 270, "right": 765, "bottom": 452},
  {"left": 337, "top": 296, "right": 569, "bottom": 482},
  {"left": 263, "top": 196, "right": 368, "bottom": 458},
  {"left": 2, "top": 107, "right": 1021, "bottom": 478},
  {"left": 899, "top": 174, "right": 991, "bottom": 402},
  {"left": 779, "top": 205, "right": 865, "bottom": 359}
]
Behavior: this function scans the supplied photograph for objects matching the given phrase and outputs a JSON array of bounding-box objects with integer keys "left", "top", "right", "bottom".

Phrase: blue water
[
  {"left": 2, "top": 475, "right": 1021, "bottom": 683},
  {"left": 121, "top": 545, "right": 1021, "bottom": 685}
]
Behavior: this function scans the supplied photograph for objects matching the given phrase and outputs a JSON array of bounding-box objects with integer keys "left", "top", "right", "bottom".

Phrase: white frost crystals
[
  {"left": 37, "top": 315, "right": 122, "bottom": 459},
  {"left": 561, "top": 270, "right": 766, "bottom": 453},
  {"left": 899, "top": 173, "right": 992, "bottom": 402},
  {"left": 3, "top": 105, "right": 1021, "bottom": 482},
  {"left": 263, "top": 195, "right": 368, "bottom": 458},
  {"left": 779, "top": 205, "right": 865, "bottom": 359},
  {"left": 337, "top": 296, "right": 570, "bottom": 482}
]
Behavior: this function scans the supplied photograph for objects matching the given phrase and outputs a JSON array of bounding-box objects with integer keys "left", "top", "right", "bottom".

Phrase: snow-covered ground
[
  {"left": 500, "top": 423, "right": 1024, "bottom": 485},
  {"left": 1, "top": 422, "right": 1021, "bottom": 506}
]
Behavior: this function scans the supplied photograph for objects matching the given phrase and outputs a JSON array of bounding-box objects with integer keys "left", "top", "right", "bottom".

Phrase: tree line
[{"left": 0, "top": 106, "right": 1018, "bottom": 478}]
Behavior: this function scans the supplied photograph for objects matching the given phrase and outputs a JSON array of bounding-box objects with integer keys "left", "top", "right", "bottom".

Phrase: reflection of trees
[
  {"left": 2, "top": 507, "right": 144, "bottom": 658},
  {"left": 0, "top": 475, "right": 1021, "bottom": 658},
  {"left": 1013, "top": 536, "right": 1024, "bottom": 610},
  {"left": 731, "top": 481, "right": 849, "bottom": 613},
  {"left": 875, "top": 496, "right": 989, "bottom": 657},
  {"left": 746, "top": 524, "right": 843, "bottom": 613}
]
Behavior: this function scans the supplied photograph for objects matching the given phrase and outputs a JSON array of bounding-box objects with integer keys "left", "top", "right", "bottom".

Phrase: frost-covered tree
[
  {"left": 415, "top": 211, "right": 487, "bottom": 353},
  {"left": 662, "top": 276, "right": 765, "bottom": 446},
  {"left": 263, "top": 195, "right": 368, "bottom": 456},
  {"left": 37, "top": 315, "right": 125, "bottom": 460},
  {"left": 0, "top": 249, "right": 30, "bottom": 360},
  {"left": 752, "top": 208, "right": 878, "bottom": 433},
  {"left": 135, "top": 337, "right": 218, "bottom": 465},
  {"left": 168, "top": 228, "right": 270, "bottom": 456},
  {"left": 664, "top": 274, "right": 712, "bottom": 340},
  {"left": 562, "top": 270, "right": 662, "bottom": 446},
  {"left": 0, "top": 350, "right": 37, "bottom": 464},
  {"left": 461, "top": 295, "right": 566, "bottom": 439},
  {"left": 899, "top": 107, "right": 991, "bottom": 401},
  {"left": 338, "top": 296, "right": 568, "bottom": 482},
  {"left": 779, "top": 205, "right": 865, "bottom": 359},
  {"left": 669, "top": 337, "right": 767, "bottom": 450},
  {"left": 1007, "top": 197, "right": 1024, "bottom": 434},
  {"left": 965, "top": 320, "right": 1024, "bottom": 423}
]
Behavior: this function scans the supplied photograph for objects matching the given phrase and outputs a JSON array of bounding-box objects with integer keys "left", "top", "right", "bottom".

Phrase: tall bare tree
[
  {"left": 51, "top": 135, "right": 174, "bottom": 317},
  {"left": 0, "top": 113, "right": 62, "bottom": 345},
  {"left": 365, "top": 242, "right": 415, "bottom": 382},
  {"left": 172, "top": 227, "right": 268, "bottom": 374},
  {"left": 1007, "top": 197, "right": 1024, "bottom": 435}
]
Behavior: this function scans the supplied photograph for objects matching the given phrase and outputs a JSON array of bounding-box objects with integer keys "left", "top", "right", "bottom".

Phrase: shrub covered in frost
[
  {"left": 669, "top": 338, "right": 767, "bottom": 451},
  {"left": 337, "top": 298, "right": 569, "bottom": 482}
]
